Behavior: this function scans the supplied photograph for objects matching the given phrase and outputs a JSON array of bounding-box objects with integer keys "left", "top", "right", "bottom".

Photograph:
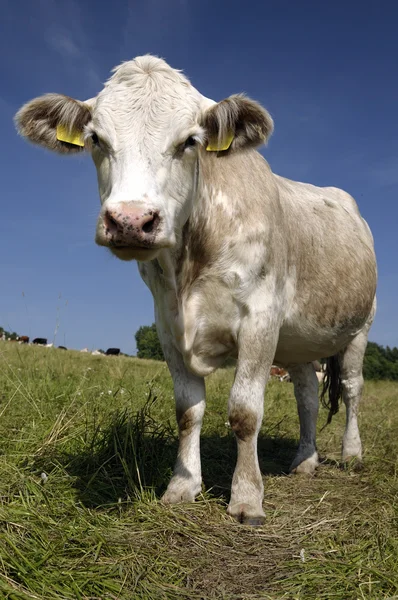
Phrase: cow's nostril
[
  {"left": 108, "top": 214, "right": 118, "bottom": 227},
  {"left": 142, "top": 213, "right": 160, "bottom": 234},
  {"left": 104, "top": 211, "right": 122, "bottom": 234}
]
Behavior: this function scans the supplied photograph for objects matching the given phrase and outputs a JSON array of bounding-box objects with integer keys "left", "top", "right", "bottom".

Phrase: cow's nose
[{"left": 103, "top": 206, "right": 160, "bottom": 245}]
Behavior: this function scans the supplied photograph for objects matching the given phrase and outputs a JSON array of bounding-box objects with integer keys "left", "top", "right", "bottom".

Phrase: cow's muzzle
[
  {"left": 95, "top": 203, "right": 166, "bottom": 261},
  {"left": 103, "top": 206, "right": 160, "bottom": 246}
]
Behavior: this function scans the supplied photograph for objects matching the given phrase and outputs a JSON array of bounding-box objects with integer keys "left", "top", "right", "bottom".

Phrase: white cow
[{"left": 15, "top": 55, "right": 377, "bottom": 525}]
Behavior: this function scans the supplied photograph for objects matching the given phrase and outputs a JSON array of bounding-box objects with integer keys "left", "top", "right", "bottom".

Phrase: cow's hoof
[
  {"left": 161, "top": 478, "right": 201, "bottom": 504},
  {"left": 227, "top": 503, "right": 265, "bottom": 526},
  {"left": 341, "top": 456, "right": 363, "bottom": 472},
  {"left": 290, "top": 451, "right": 319, "bottom": 476}
]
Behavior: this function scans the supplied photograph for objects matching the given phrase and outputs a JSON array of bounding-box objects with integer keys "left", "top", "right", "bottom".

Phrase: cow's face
[{"left": 15, "top": 56, "right": 273, "bottom": 262}]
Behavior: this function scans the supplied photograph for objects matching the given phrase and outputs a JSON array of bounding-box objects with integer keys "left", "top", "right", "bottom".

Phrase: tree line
[
  {"left": 362, "top": 342, "right": 398, "bottom": 381},
  {"left": 135, "top": 324, "right": 398, "bottom": 381}
]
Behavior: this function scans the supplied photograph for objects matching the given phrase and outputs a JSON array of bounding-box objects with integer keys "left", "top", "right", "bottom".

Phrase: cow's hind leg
[
  {"left": 338, "top": 302, "right": 375, "bottom": 465},
  {"left": 289, "top": 362, "right": 319, "bottom": 475},
  {"left": 339, "top": 327, "right": 371, "bottom": 466}
]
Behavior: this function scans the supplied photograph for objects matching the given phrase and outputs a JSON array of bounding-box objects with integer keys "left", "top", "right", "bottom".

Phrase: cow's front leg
[
  {"left": 162, "top": 370, "right": 205, "bottom": 504},
  {"left": 227, "top": 319, "right": 278, "bottom": 526},
  {"left": 156, "top": 322, "right": 205, "bottom": 504}
]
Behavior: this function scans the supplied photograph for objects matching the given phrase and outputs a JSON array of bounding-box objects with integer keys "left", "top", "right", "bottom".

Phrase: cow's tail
[{"left": 320, "top": 355, "right": 343, "bottom": 426}]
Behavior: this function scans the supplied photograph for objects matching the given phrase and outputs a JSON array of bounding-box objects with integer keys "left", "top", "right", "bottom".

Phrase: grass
[{"left": 0, "top": 342, "right": 397, "bottom": 599}]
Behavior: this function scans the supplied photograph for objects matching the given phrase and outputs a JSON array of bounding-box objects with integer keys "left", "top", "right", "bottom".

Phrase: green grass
[{"left": 0, "top": 342, "right": 397, "bottom": 599}]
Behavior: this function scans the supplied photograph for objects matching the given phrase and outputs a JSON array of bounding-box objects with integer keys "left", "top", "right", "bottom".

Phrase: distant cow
[
  {"left": 32, "top": 338, "right": 47, "bottom": 345},
  {"left": 92, "top": 349, "right": 103, "bottom": 356},
  {"left": 16, "top": 55, "right": 377, "bottom": 525},
  {"left": 58, "top": 345, "right": 67, "bottom": 350},
  {"left": 19, "top": 336, "right": 29, "bottom": 344},
  {"left": 106, "top": 348, "right": 120, "bottom": 356},
  {"left": 270, "top": 366, "right": 288, "bottom": 379},
  {"left": 270, "top": 366, "right": 291, "bottom": 382}
]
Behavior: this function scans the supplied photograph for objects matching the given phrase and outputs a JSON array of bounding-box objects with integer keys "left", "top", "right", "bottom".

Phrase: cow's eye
[
  {"left": 91, "top": 132, "right": 100, "bottom": 146},
  {"left": 183, "top": 136, "right": 196, "bottom": 149}
]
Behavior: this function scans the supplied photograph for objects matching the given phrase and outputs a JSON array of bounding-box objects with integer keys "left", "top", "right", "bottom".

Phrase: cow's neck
[
  {"left": 173, "top": 149, "right": 274, "bottom": 293},
  {"left": 154, "top": 148, "right": 277, "bottom": 298}
]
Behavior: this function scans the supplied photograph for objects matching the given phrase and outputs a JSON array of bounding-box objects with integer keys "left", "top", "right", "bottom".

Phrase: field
[{"left": 0, "top": 342, "right": 397, "bottom": 599}]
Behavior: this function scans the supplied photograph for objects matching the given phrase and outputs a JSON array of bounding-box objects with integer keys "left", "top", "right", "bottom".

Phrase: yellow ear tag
[
  {"left": 56, "top": 124, "right": 84, "bottom": 147},
  {"left": 206, "top": 131, "right": 234, "bottom": 152}
]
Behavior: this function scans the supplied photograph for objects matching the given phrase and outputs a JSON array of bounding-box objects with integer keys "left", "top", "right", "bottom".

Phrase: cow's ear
[
  {"left": 202, "top": 94, "right": 273, "bottom": 153},
  {"left": 15, "top": 94, "right": 94, "bottom": 154}
]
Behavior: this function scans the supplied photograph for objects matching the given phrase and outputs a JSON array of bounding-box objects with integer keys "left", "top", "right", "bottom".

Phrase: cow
[
  {"left": 58, "top": 345, "right": 67, "bottom": 350},
  {"left": 19, "top": 336, "right": 30, "bottom": 344},
  {"left": 106, "top": 348, "right": 120, "bottom": 356},
  {"left": 270, "top": 365, "right": 289, "bottom": 381},
  {"left": 15, "top": 55, "right": 377, "bottom": 525},
  {"left": 32, "top": 338, "right": 47, "bottom": 345}
]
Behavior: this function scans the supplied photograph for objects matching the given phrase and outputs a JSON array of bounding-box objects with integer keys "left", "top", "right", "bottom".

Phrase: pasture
[{"left": 0, "top": 343, "right": 397, "bottom": 599}]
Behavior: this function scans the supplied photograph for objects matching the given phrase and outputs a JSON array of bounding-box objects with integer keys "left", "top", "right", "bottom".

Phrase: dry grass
[{"left": 0, "top": 342, "right": 397, "bottom": 599}]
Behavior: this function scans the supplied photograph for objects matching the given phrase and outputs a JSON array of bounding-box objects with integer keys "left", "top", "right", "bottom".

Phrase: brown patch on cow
[
  {"left": 176, "top": 407, "right": 197, "bottom": 438},
  {"left": 230, "top": 409, "right": 264, "bottom": 494},
  {"left": 176, "top": 218, "right": 215, "bottom": 294},
  {"left": 229, "top": 408, "right": 258, "bottom": 441}
]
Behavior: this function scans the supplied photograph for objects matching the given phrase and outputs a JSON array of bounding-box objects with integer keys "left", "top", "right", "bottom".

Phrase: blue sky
[{"left": 1, "top": 0, "right": 397, "bottom": 353}]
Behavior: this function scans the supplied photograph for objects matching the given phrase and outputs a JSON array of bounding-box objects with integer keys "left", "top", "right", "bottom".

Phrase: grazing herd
[
  {"left": 1, "top": 334, "right": 304, "bottom": 379},
  {"left": 0, "top": 334, "right": 120, "bottom": 357}
]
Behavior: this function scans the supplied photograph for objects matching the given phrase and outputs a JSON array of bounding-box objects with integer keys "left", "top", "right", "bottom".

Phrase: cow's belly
[
  {"left": 275, "top": 301, "right": 373, "bottom": 365},
  {"left": 274, "top": 325, "right": 358, "bottom": 366}
]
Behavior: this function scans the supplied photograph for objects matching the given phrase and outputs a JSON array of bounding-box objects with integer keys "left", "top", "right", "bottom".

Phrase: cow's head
[{"left": 15, "top": 55, "right": 273, "bottom": 262}]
